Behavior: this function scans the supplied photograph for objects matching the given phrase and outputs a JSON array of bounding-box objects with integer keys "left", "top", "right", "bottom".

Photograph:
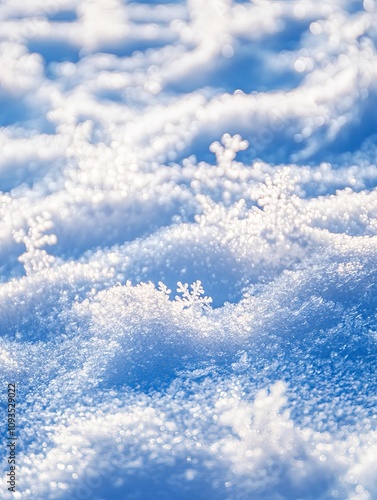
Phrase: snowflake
[
  {"left": 158, "top": 281, "right": 172, "bottom": 297},
  {"left": 175, "top": 280, "right": 212, "bottom": 310},
  {"left": 209, "top": 133, "right": 249, "bottom": 168},
  {"left": 13, "top": 213, "right": 57, "bottom": 275}
]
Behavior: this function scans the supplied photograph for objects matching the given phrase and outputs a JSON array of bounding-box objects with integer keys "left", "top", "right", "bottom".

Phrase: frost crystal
[
  {"left": 209, "top": 133, "right": 249, "bottom": 168},
  {"left": 0, "top": 1, "right": 376, "bottom": 499},
  {"left": 158, "top": 281, "right": 172, "bottom": 297},
  {"left": 13, "top": 213, "right": 57, "bottom": 275},
  {"left": 175, "top": 280, "right": 213, "bottom": 310}
]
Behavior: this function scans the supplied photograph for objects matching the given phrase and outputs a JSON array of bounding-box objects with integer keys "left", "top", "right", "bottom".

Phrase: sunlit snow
[{"left": 0, "top": 0, "right": 377, "bottom": 499}]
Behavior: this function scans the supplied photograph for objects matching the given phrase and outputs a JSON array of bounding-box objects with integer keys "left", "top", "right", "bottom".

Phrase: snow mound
[{"left": 0, "top": 0, "right": 376, "bottom": 499}]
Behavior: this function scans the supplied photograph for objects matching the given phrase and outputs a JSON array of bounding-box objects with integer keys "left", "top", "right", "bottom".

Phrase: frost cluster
[{"left": 0, "top": 0, "right": 376, "bottom": 499}]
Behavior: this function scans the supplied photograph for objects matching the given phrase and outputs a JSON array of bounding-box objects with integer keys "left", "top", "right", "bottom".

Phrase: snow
[{"left": 0, "top": 0, "right": 376, "bottom": 499}]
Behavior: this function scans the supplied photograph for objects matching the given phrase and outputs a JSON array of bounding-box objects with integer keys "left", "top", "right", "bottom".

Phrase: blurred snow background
[{"left": 0, "top": 0, "right": 377, "bottom": 498}]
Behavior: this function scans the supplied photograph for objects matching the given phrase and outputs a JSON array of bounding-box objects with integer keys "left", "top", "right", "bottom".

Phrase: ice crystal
[
  {"left": 13, "top": 213, "right": 57, "bottom": 275},
  {"left": 175, "top": 280, "right": 213, "bottom": 310}
]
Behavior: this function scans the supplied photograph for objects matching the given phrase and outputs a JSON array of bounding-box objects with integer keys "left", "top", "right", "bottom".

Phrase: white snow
[{"left": 0, "top": 0, "right": 376, "bottom": 499}]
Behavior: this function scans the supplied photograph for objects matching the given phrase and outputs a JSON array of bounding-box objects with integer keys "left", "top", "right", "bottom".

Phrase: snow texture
[{"left": 0, "top": 0, "right": 377, "bottom": 499}]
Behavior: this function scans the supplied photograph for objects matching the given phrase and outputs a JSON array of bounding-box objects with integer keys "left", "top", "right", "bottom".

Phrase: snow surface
[{"left": 1, "top": 0, "right": 377, "bottom": 499}]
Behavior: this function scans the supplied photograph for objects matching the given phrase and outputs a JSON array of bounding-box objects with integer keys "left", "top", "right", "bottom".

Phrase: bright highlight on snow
[{"left": 0, "top": 0, "right": 376, "bottom": 499}]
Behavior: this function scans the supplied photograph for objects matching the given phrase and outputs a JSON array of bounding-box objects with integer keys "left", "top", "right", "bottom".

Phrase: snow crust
[{"left": 0, "top": 0, "right": 377, "bottom": 498}]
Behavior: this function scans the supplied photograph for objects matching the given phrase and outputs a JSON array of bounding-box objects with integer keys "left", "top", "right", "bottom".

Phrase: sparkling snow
[{"left": 0, "top": 1, "right": 377, "bottom": 499}]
